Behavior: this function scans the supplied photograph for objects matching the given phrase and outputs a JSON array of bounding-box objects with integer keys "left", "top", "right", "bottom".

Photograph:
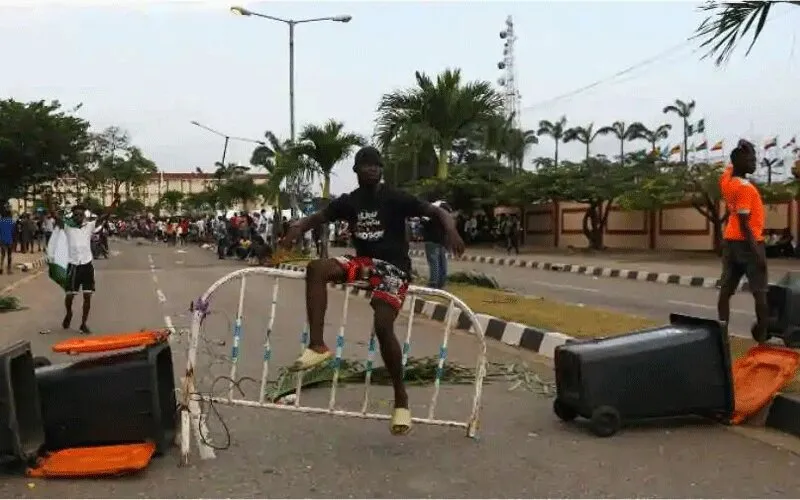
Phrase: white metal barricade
[{"left": 178, "top": 267, "right": 488, "bottom": 466}]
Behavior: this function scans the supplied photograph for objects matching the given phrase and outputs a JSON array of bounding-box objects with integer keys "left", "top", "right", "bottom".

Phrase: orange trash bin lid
[
  {"left": 731, "top": 345, "right": 800, "bottom": 425},
  {"left": 51, "top": 330, "right": 168, "bottom": 355},
  {"left": 26, "top": 442, "right": 157, "bottom": 478}
]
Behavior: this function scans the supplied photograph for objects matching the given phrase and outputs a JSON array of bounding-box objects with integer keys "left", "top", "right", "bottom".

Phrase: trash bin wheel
[
  {"left": 553, "top": 399, "right": 577, "bottom": 422},
  {"left": 33, "top": 356, "right": 51, "bottom": 368},
  {"left": 589, "top": 406, "right": 621, "bottom": 437},
  {"left": 750, "top": 321, "right": 770, "bottom": 343}
]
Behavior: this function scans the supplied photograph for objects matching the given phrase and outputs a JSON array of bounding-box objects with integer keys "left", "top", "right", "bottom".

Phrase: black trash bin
[
  {"left": 0, "top": 340, "right": 45, "bottom": 465},
  {"left": 553, "top": 313, "right": 734, "bottom": 437},
  {"left": 762, "top": 272, "right": 800, "bottom": 347},
  {"left": 35, "top": 341, "right": 177, "bottom": 454}
]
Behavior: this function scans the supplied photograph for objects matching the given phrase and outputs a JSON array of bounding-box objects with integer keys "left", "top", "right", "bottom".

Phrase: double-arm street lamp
[
  {"left": 229, "top": 5, "right": 352, "bottom": 141},
  {"left": 190, "top": 120, "right": 265, "bottom": 166}
]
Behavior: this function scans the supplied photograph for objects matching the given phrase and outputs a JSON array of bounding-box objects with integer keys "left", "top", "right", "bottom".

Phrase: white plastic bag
[{"left": 46, "top": 227, "right": 70, "bottom": 291}]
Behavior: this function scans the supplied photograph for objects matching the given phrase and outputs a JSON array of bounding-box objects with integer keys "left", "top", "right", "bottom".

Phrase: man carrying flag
[{"left": 50, "top": 195, "right": 119, "bottom": 334}]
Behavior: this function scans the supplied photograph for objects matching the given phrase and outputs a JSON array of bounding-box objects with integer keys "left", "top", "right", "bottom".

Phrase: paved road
[
  {"left": 400, "top": 250, "right": 762, "bottom": 338},
  {"left": 0, "top": 241, "right": 799, "bottom": 498}
]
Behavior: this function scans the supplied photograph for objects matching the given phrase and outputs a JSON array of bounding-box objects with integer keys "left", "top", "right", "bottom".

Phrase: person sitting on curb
[{"left": 280, "top": 146, "right": 465, "bottom": 436}]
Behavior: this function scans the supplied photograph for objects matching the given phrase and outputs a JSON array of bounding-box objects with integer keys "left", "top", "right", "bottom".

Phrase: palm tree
[
  {"left": 213, "top": 162, "right": 250, "bottom": 179},
  {"left": 629, "top": 122, "right": 672, "bottom": 157},
  {"left": 377, "top": 121, "right": 434, "bottom": 182},
  {"left": 250, "top": 131, "right": 317, "bottom": 248},
  {"left": 375, "top": 68, "right": 503, "bottom": 180},
  {"left": 537, "top": 117, "right": 568, "bottom": 166},
  {"left": 563, "top": 123, "right": 603, "bottom": 160},
  {"left": 297, "top": 120, "right": 365, "bottom": 199},
  {"left": 296, "top": 120, "right": 365, "bottom": 258},
  {"left": 662, "top": 99, "right": 696, "bottom": 163},
  {"left": 596, "top": 121, "right": 639, "bottom": 165},
  {"left": 505, "top": 127, "right": 538, "bottom": 174},
  {"left": 693, "top": 1, "right": 800, "bottom": 66}
]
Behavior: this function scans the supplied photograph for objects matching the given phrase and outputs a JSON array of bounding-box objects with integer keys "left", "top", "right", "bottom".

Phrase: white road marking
[
  {"left": 148, "top": 252, "right": 215, "bottom": 459},
  {"left": 668, "top": 300, "right": 750, "bottom": 316},
  {"left": 152, "top": 274, "right": 158, "bottom": 283}
]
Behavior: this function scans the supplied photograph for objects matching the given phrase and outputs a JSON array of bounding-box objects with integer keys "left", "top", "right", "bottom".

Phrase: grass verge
[
  {"left": 439, "top": 283, "right": 658, "bottom": 337},
  {"left": 426, "top": 283, "right": 800, "bottom": 393}
]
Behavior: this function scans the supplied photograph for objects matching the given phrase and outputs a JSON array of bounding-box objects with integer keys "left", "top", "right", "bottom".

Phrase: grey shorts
[{"left": 720, "top": 240, "right": 767, "bottom": 293}]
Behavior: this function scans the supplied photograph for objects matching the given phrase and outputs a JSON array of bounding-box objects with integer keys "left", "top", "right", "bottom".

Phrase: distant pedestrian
[
  {"left": 422, "top": 200, "right": 453, "bottom": 289},
  {"left": 0, "top": 204, "right": 14, "bottom": 274},
  {"left": 718, "top": 139, "right": 768, "bottom": 342}
]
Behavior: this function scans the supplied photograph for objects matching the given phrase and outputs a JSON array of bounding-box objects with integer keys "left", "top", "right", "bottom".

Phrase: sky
[{"left": 2, "top": 0, "right": 800, "bottom": 194}]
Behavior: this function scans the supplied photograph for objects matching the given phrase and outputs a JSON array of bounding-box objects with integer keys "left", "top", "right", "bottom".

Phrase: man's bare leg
[
  {"left": 80, "top": 293, "right": 92, "bottom": 334},
  {"left": 372, "top": 299, "right": 412, "bottom": 434},
  {"left": 0, "top": 246, "right": 8, "bottom": 273},
  {"left": 63, "top": 294, "right": 75, "bottom": 329},
  {"left": 372, "top": 300, "right": 409, "bottom": 409},
  {"left": 293, "top": 259, "right": 345, "bottom": 369}
]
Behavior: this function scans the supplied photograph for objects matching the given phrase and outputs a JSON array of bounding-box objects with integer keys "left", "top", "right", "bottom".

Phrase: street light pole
[
  {"left": 221, "top": 136, "right": 230, "bottom": 166},
  {"left": 230, "top": 6, "right": 352, "bottom": 143},
  {"left": 288, "top": 21, "right": 295, "bottom": 141},
  {"left": 189, "top": 120, "right": 264, "bottom": 168}
]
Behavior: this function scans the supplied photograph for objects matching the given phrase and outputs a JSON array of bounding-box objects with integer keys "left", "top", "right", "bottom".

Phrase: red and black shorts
[{"left": 334, "top": 255, "right": 409, "bottom": 312}]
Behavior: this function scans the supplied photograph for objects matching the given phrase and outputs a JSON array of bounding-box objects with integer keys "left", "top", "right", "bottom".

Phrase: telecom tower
[{"left": 498, "top": 16, "right": 521, "bottom": 129}]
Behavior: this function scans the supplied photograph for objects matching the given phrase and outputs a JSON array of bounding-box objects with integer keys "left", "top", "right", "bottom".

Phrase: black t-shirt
[{"left": 324, "top": 185, "right": 429, "bottom": 274}]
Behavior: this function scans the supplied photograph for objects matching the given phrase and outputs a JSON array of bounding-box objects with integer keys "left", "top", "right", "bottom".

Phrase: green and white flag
[{"left": 46, "top": 218, "right": 76, "bottom": 291}]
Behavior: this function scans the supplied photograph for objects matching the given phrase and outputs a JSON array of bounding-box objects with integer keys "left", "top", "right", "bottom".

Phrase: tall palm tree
[
  {"left": 296, "top": 120, "right": 365, "bottom": 258},
  {"left": 537, "top": 117, "right": 568, "bottom": 166},
  {"left": 505, "top": 127, "right": 538, "bottom": 174},
  {"left": 250, "top": 131, "right": 317, "bottom": 247},
  {"left": 213, "top": 162, "right": 250, "bottom": 179},
  {"left": 563, "top": 123, "right": 603, "bottom": 160},
  {"left": 662, "top": 99, "right": 696, "bottom": 163},
  {"left": 482, "top": 113, "right": 512, "bottom": 163},
  {"left": 296, "top": 120, "right": 365, "bottom": 199},
  {"left": 375, "top": 68, "right": 503, "bottom": 180},
  {"left": 378, "top": 122, "right": 434, "bottom": 182},
  {"left": 596, "top": 121, "right": 639, "bottom": 165},
  {"left": 693, "top": 1, "right": 800, "bottom": 66},
  {"left": 629, "top": 122, "right": 673, "bottom": 156}
]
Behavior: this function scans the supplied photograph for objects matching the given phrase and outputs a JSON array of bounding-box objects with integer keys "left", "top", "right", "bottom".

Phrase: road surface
[{"left": 0, "top": 241, "right": 798, "bottom": 498}]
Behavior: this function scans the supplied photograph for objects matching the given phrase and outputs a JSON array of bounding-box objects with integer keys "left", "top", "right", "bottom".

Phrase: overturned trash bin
[
  {"left": 762, "top": 272, "right": 800, "bottom": 348},
  {"left": 35, "top": 332, "right": 177, "bottom": 454},
  {"left": 553, "top": 314, "right": 734, "bottom": 437},
  {"left": 0, "top": 341, "right": 45, "bottom": 465}
]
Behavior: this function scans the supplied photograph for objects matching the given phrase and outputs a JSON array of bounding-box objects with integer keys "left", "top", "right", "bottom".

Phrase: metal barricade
[{"left": 178, "top": 267, "right": 487, "bottom": 465}]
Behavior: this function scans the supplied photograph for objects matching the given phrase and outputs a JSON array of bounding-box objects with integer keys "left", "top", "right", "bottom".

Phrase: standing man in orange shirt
[{"left": 718, "top": 139, "right": 769, "bottom": 342}]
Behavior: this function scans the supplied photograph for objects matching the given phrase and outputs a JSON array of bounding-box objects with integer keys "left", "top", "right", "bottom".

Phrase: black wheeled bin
[
  {"left": 552, "top": 313, "right": 734, "bottom": 437},
  {"left": 35, "top": 341, "right": 177, "bottom": 454},
  {"left": 762, "top": 272, "right": 800, "bottom": 347},
  {"left": 0, "top": 341, "right": 45, "bottom": 465}
]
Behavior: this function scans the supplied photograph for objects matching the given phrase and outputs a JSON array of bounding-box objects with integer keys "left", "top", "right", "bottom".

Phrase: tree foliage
[
  {"left": 693, "top": 1, "right": 800, "bottom": 66},
  {"left": 0, "top": 99, "right": 91, "bottom": 201}
]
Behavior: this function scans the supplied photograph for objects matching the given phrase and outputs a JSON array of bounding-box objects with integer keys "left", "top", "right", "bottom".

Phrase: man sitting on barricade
[{"left": 281, "top": 146, "right": 465, "bottom": 435}]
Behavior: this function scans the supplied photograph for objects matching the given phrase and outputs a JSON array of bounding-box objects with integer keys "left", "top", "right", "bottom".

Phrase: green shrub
[{"left": 0, "top": 295, "right": 21, "bottom": 312}]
